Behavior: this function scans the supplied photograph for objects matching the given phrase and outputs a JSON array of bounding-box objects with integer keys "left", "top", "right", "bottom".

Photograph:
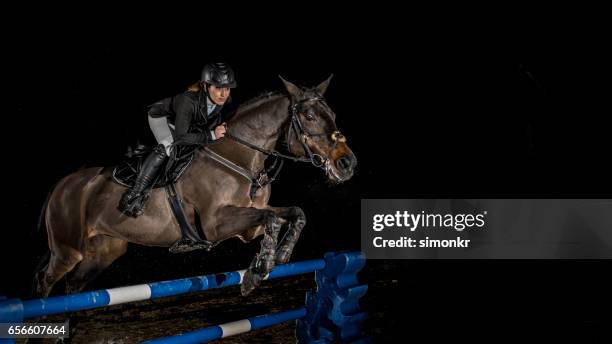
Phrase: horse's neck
[{"left": 204, "top": 95, "right": 290, "bottom": 172}]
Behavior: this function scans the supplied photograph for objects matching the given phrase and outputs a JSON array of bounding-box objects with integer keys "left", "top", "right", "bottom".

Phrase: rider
[{"left": 118, "top": 62, "right": 236, "bottom": 219}]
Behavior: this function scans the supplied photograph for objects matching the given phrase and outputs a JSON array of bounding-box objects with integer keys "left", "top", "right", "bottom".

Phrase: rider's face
[{"left": 208, "top": 85, "right": 231, "bottom": 105}]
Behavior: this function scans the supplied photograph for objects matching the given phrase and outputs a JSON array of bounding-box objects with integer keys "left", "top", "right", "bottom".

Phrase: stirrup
[{"left": 169, "top": 237, "right": 214, "bottom": 254}]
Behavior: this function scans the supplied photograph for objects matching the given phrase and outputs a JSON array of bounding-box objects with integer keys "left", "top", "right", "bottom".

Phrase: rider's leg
[{"left": 118, "top": 144, "right": 167, "bottom": 217}]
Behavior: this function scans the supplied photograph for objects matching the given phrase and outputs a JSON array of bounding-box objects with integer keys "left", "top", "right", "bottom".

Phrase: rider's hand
[{"left": 214, "top": 123, "right": 226, "bottom": 139}]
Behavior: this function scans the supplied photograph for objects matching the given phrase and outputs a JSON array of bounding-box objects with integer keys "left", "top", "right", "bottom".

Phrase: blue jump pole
[
  {"left": 141, "top": 251, "right": 370, "bottom": 344},
  {"left": 0, "top": 258, "right": 325, "bottom": 322},
  {"left": 141, "top": 308, "right": 307, "bottom": 344},
  {"left": 0, "top": 252, "right": 369, "bottom": 343}
]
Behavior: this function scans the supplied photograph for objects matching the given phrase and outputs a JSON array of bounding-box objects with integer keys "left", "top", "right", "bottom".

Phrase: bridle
[
  {"left": 225, "top": 95, "right": 347, "bottom": 170},
  {"left": 207, "top": 95, "right": 348, "bottom": 199},
  {"left": 286, "top": 96, "right": 347, "bottom": 168}
]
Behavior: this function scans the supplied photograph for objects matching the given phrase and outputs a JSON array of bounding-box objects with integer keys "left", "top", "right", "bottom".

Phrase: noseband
[{"left": 286, "top": 96, "right": 347, "bottom": 168}]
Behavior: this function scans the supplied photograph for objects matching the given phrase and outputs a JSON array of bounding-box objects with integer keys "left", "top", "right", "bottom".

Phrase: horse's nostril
[{"left": 336, "top": 156, "right": 352, "bottom": 171}]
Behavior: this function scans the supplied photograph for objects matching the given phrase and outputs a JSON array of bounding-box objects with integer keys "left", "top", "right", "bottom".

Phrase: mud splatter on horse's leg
[
  {"left": 274, "top": 206, "right": 306, "bottom": 265},
  {"left": 241, "top": 213, "right": 282, "bottom": 296},
  {"left": 212, "top": 205, "right": 286, "bottom": 295},
  {"left": 260, "top": 206, "right": 307, "bottom": 265}
]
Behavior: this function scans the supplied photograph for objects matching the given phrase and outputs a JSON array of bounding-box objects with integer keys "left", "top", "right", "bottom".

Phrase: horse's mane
[
  {"left": 227, "top": 91, "right": 286, "bottom": 123},
  {"left": 240, "top": 91, "right": 284, "bottom": 108}
]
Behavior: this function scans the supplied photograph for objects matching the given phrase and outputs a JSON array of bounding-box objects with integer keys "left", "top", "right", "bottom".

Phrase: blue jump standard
[
  {"left": 0, "top": 258, "right": 326, "bottom": 322},
  {"left": 141, "top": 308, "right": 308, "bottom": 344}
]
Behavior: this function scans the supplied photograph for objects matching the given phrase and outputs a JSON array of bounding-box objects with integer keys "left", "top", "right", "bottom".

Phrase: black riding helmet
[{"left": 201, "top": 62, "right": 237, "bottom": 88}]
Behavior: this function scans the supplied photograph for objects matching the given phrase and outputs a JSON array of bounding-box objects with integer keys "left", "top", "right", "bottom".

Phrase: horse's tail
[
  {"left": 37, "top": 182, "right": 57, "bottom": 235},
  {"left": 31, "top": 183, "right": 57, "bottom": 297},
  {"left": 33, "top": 250, "right": 50, "bottom": 276}
]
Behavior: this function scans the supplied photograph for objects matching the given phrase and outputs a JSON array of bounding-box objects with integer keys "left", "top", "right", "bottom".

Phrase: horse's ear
[
  {"left": 315, "top": 74, "right": 333, "bottom": 96},
  {"left": 279, "top": 75, "right": 303, "bottom": 99}
]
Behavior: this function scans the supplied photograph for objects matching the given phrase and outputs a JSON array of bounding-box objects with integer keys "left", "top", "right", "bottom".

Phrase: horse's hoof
[
  {"left": 240, "top": 282, "right": 254, "bottom": 296},
  {"left": 241, "top": 272, "right": 255, "bottom": 296},
  {"left": 241, "top": 268, "right": 264, "bottom": 296}
]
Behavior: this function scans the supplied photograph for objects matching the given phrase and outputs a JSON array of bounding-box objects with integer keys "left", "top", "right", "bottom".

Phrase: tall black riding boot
[{"left": 118, "top": 144, "right": 167, "bottom": 217}]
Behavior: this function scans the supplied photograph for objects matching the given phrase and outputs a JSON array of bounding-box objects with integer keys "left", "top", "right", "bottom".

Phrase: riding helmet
[{"left": 201, "top": 62, "right": 237, "bottom": 88}]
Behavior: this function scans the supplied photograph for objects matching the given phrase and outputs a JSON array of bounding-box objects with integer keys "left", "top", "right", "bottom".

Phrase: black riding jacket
[{"left": 148, "top": 89, "right": 225, "bottom": 146}]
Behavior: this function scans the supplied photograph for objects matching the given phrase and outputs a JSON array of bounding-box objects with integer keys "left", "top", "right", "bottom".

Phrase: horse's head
[{"left": 280, "top": 75, "right": 357, "bottom": 183}]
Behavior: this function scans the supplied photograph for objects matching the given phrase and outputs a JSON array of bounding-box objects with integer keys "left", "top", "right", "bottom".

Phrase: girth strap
[{"left": 165, "top": 183, "right": 214, "bottom": 250}]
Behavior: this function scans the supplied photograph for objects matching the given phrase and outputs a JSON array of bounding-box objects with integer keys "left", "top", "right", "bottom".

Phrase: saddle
[
  {"left": 112, "top": 143, "right": 214, "bottom": 253},
  {"left": 111, "top": 143, "right": 194, "bottom": 188}
]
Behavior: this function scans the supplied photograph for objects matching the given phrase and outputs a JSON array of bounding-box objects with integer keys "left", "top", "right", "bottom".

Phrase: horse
[{"left": 33, "top": 75, "right": 357, "bottom": 298}]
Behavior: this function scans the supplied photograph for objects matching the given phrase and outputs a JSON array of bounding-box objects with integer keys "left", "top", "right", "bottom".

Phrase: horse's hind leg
[
  {"left": 33, "top": 171, "right": 92, "bottom": 298},
  {"left": 30, "top": 252, "right": 50, "bottom": 298},
  {"left": 57, "top": 236, "right": 127, "bottom": 342},
  {"left": 66, "top": 235, "right": 128, "bottom": 294},
  {"left": 33, "top": 245, "right": 83, "bottom": 298},
  {"left": 29, "top": 248, "right": 81, "bottom": 344}
]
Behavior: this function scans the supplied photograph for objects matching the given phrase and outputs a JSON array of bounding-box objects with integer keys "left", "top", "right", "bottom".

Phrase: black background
[{"left": 2, "top": 7, "right": 611, "bottom": 341}]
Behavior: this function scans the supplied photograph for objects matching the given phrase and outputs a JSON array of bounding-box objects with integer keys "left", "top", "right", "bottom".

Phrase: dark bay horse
[{"left": 34, "top": 76, "right": 357, "bottom": 298}]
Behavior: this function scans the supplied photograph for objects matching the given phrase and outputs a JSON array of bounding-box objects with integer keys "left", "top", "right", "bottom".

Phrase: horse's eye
[{"left": 304, "top": 112, "right": 315, "bottom": 121}]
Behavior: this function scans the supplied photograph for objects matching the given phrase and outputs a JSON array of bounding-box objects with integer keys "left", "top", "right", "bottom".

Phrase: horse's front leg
[
  {"left": 266, "top": 206, "right": 307, "bottom": 265},
  {"left": 213, "top": 206, "right": 285, "bottom": 296}
]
